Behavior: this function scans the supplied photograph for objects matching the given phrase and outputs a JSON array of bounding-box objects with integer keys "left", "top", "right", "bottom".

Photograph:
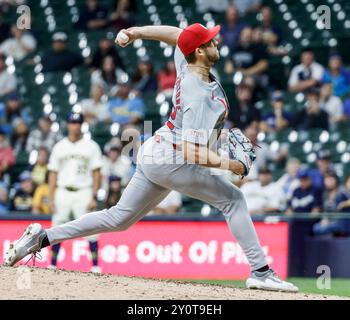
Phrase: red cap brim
[{"left": 202, "top": 25, "right": 221, "bottom": 45}]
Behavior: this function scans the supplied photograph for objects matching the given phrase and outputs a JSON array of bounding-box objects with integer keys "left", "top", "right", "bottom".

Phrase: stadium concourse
[{"left": 1, "top": 0, "right": 350, "bottom": 297}]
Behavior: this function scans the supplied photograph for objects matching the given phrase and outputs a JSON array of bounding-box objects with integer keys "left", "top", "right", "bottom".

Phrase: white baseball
[{"left": 117, "top": 31, "right": 129, "bottom": 44}]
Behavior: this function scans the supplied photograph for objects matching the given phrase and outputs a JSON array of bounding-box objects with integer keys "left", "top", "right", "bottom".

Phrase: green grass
[{"left": 184, "top": 278, "right": 350, "bottom": 298}]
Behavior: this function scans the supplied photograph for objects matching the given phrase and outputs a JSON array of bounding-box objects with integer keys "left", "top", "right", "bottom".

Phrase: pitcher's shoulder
[{"left": 180, "top": 73, "right": 205, "bottom": 96}]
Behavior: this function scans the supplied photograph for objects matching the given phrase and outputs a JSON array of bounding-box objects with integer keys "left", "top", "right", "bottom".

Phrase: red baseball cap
[{"left": 178, "top": 23, "right": 221, "bottom": 56}]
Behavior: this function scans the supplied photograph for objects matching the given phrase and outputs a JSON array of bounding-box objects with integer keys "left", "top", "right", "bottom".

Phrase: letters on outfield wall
[{"left": 0, "top": 220, "right": 288, "bottom": 279}]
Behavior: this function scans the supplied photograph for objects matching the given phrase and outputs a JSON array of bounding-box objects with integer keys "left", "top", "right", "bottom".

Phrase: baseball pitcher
[{"left": 5, "top": 24, "right": 298, "bottom": 292}]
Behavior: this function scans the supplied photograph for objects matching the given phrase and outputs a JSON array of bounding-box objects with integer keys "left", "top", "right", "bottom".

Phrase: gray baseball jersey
[
  {"left": 156, "top": 46, "right": 228, "bottom": 147},
  {"left": 46, "top": 44, "right": 268, "bottom": 272}
]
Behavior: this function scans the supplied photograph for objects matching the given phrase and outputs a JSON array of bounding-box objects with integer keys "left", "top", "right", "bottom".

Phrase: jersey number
[
  {"left": 167, "top": 106, "right": 180, "bottom": 130},
  {"left": 77, "top": 163, "right": 88, "bottom": 175},
  {"left": 170, "top": 107, "right": 177, "bottom": 120}
]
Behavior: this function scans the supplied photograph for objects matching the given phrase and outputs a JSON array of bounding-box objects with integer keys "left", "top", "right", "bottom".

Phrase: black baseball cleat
[{"left": 3, "top": 223, "right": 47, "bottom": 267}]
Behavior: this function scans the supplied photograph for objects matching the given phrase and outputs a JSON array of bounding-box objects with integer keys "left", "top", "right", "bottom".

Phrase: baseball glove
[{"left": 227, "top": 128, "right": 257, "bottom": 177}]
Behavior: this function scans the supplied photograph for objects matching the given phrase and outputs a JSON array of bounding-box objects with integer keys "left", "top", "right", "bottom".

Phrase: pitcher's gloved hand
[{"left": 227, "top": 128, "right": 257, "bottom": 177}]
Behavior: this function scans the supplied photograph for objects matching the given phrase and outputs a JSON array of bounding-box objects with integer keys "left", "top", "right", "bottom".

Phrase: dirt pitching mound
[{"left": 0, "top": 266, "right": 345, "bottom": 300}]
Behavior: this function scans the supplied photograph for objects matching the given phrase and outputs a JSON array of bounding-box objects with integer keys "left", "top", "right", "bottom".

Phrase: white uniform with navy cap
[
  {"left": 49, "top": 137, "right": 102, "bottom": 230},
  {"left": 48, "top": 113, "right": 102, "bottom": 241},
  {"left": 45, "top": 38, "right": 268, "bottom": 272}
]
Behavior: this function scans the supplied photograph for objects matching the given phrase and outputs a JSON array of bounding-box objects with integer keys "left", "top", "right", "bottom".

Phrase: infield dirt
[{"left": 0, "top": 266, "right": 346, "bottom": 300}]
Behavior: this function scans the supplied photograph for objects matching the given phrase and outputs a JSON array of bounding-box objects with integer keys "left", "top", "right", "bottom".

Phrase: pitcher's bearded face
[{"left": 202, "top": 39, "right": 220, "bottom": 63}]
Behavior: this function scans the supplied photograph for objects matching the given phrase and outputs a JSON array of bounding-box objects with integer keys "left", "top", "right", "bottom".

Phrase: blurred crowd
[
  {"left": 0, "top": 0, "right": 182, "bottom": 217},
  {"left": 0, "top": 0, "right": 349, "bottom": 236}
]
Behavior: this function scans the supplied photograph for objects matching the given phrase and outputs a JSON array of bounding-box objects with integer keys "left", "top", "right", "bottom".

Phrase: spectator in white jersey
[
  {"left": 0, "top": 24, "right": 37, "bottom": 61},
  {"left": 241, "top": 167, "right": 283, "bottom": 215},
  {"left": 288, "top": 48, "right": 324, "bottom": 93}
]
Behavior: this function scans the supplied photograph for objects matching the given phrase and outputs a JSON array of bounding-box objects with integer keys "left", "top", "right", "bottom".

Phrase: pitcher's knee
[
  {"left": 115, "top": 220, "right": 134, "bottom": 231},
  {"left": 221, "top": 188, "right": 248, "bottom": 216},
  {"left": 233, "top": 187, "right": 245, "bottom": 202},
  {"left": 106, "top": 205, "right": 136, "bottom": 232}
]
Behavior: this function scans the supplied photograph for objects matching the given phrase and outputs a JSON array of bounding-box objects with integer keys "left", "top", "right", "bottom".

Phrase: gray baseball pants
[{"left": 46, "top": 138, "right": 267, "bottom": 271}]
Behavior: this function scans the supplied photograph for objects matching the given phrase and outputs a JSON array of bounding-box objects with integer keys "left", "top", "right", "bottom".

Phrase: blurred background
[{"left": 0, "top": 0, "right": 350, "bottom": 295}]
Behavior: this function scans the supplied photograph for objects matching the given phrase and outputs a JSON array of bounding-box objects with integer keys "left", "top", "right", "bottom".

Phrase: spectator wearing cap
[
  {"left": 0, "top": 24, "right": 36, "bottom": 61},
  {"left": 131, "top": 57, "right": 158, "bottom": 94},
  {"left": 260, "top": 91, "right": 291, "bottom": 133},
  {"left": 75, "top": 0, "right": 109, "bottom": 30},
  {"left": 9, "top": 170, "right": 34, "bottom": 213},
  {"left": 10, "top": 118, "right": 29, "bottom": 156},
  {"left": 157, "top": 60, "right": 177, "bottom": 98},
  {"left": 91, "top": 55, "right": 127, "bottom": 97},
  {"left": 321, "top": 53, "right": 350, "bottom": 98},
  {"left": 108, "top": 83, "right": 145, "bottom": 125},
  {"left": 80, "top": 85, "right": 110, "bottom": 124},
  {"left": 288, "top": 48, "right": 324, "bottom": 93},
  {"left": 105, "top": 175, "right": 122, "bottom": 209},
  {"left": 29, "top": 147, "right": 49, "bottom": 187},
  {"left": 291, "top": 88, "right": 329, "bottom": 131},
  {"left": 319, "top": 81, "right": 345, "bottom": 125},
  {"left": 26, "top": 115, "right": 63, "bottom": 153},
  {"left": 219, "top": 4, "right": 246, "bottom": 51},
  {"left": 0, "top": 129, "right": 15, "bottom": 179},
  {"left": 226, "top": 83, "right": 261, "bottom": 131},
  {"left": 308, "top": 150, "right": 333, "bottom": 190},
  {"left": 224, "top": 26, "right": 269, "bottom": 92},
  {"left": 313, "top": 171, "right": 350, "bottom": 236},
  {"left": 101, "top": 137, "right": 132, "bottom": 191},
  {"left": 42, "top": 32, "right": 84, "bottom": 73},
  {"left": 0, "top": 54, "right": 16, "bottom": 98},
  {"left": 151, "top": 191, "right": 183, "bottom": 216},
  {"left": 241, "top": 167, "right": 283, "bottom": 215},
  {"left": 286, "top": 169, "right": 323, "bottom": 215},
  {"left": 0, "top": 181, "right": 9, "bottom": 214},
  {"left": 89, "top": 36, "right": 125, "bottom": 71}
]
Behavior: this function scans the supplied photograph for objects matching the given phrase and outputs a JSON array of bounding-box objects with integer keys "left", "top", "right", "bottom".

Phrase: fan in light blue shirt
[
  {"left": 321, "top": 53, "right": 350, "bottom": 97},
  {"left": 108, "top": 84, "right": 145, "bottom": 125}
]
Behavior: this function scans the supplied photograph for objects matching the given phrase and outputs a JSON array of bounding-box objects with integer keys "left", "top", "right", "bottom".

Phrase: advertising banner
[{"left": 0, "top": 220, "right": 288, "bottom": 279}]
